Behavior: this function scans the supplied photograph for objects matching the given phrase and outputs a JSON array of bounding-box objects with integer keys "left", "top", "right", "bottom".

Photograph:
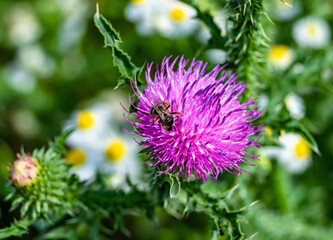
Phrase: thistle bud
[
  {"left": 9, "top": 154, "right": 39, "bottom": 187},
  {"left": 5, "top": 134, "right": 81, "bottom": 220}
]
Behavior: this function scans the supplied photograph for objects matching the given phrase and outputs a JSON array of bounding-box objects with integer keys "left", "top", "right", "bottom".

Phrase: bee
[{"left": 150, "top": 100, "right": 182, "bottom": 131}]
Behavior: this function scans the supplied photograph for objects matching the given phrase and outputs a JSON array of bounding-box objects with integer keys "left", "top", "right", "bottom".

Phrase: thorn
[
  {"left": 96, "top": 3, "right": 100, "bottom": 17},
  {"left": 249, "top": 200, "right": 259, "bottom": 207},
  {"left": 235, "top": 31, "right": 243, "bottom": 42},
  {"left": 264, "top": 11, "right": 275, "bottom": 25},
  {"left": 249, "top": 232, "right": 259, "bottom": 240},
  {"left": 284, "top": 1, "right": 293, "bottom": 8}
]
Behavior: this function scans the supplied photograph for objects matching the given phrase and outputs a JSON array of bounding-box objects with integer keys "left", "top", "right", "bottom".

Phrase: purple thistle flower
[{"left": 123, "top": 56, "right": 263, "bottom": 181}]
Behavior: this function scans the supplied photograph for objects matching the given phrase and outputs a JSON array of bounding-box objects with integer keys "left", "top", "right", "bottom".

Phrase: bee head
[
  {"left": 164, "top": 114, "right": 174, "bottom": 125},
  {"left": 150, "top": 107, "right": 157, "bottom": 115}
]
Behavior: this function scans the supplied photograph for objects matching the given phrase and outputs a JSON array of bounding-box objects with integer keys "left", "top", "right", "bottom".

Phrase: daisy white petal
[
  {"left": 156, "top": 1, "right": 199, "bottom": 39},
  {"left": 7, "top": 5, "right": 43, "bottom": 46},
  {"left": 64, "top": 104, "right": 114, "bottom": 148},
  {"left": 99, "top": 134, "right": 143, "bottom": 191},
  {"left": 65, "top": 147, "right": 102, "bottom": 182},
  {"left": 285, "top": 93, "right": 305, "bottom": 119},
  {"left": 262, "top": 132, "right": 312, "bottom": 174}
]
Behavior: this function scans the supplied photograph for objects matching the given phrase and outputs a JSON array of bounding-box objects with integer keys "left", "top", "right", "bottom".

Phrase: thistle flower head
[
  {"left": 124, "top": 56, "right": 263, "bottom": 181},
  {"left": 9, "top": 154, "right": 39, "bottom": 187}
]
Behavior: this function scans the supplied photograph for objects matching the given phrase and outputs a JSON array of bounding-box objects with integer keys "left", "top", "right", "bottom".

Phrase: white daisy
[
  {"left": 155, "top": 1, "right": 199, "bottom": 39},
  {"left": 285, "top": 93, "right": 305, "bottom": 119},
  {"left": 17, "top": 44, "right": 56, "bottom": 78},
  {"left": 197, "top": 23, "right": 211, "bottom": 43},
  {"left": 99, "top": 134, "right": 142, "bottom": 191},
  {"left": 268, "top": 44, "right": 294, "bottom": 69},
  {"left": 291, "top": 63, "right": 304, "bottom": 75},
  {"left": 205, "top": 49, "right": 228, "bottom": 65},
  {"left": 257, "top": 93, "right": 283, "bottom": 115},
  {"left": 125, "top": 0, "right": 161, "bottom": 36},
  {"left": 262, "top": 132, "right": 312, "bottom": 174},
  {"left": 57, "top": 0, "right": 90, "bottom": 18},
  {"left": 125, "top": 0, "right": 156, "bottom": 22},
  {"left": 213, "top": 11, "right": 230, "bottom": 37},
  {"left": 64, "top": 104, "right": 114, "bottom": 148},
  {"left": 65, "top": 147, "right": 101, "bottom": 182},
  {"left": 273, "top": 0, "right": 301, "bottom": 21},
  {"left": 197, "top": 11, "right": 231, "bottom": 43},
  {"left": 56, "top": 0, "right": 90, "bottom": 52},
  {"left": 292, "top": 16, "right": 331, "bottom": 48},
  {"left": 3, "top": 61, "right": 37, "bottom": 93},
  {"left": 258, "top": 93, "right": 269, "bottom": 110},
  {"left": 57, "top": 18, "right": 88, "bottom": 52},
  {"left": 7, "top": 5, "right": 43, "bottom": 46},
  {"left": 322, "top": 68, "right": 333, "bottom": 81}
]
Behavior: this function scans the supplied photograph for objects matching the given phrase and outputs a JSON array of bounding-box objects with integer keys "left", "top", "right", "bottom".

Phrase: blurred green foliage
[{"left": 0, "top": 0, "right": 333, "bottom": 239}]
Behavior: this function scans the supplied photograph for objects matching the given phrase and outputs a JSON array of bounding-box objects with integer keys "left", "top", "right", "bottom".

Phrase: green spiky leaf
[
  {"left": 49, "top": 129, "right": 74, "bottom": 155},
  {"left": 0, "top": 218, "right": 32, "bottom": 239},
  {"left": 94, "top": 5, "right": 141, "bottom": 88}
]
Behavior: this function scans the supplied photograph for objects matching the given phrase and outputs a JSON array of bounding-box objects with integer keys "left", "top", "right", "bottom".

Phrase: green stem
[{"left": 272, "top": 162, "right": 290, "bottom": 213}]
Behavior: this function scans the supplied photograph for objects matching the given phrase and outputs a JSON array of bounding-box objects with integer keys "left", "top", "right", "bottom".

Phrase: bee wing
[{"left": 152, "top": 96, "right": 164, "bottom": 106}]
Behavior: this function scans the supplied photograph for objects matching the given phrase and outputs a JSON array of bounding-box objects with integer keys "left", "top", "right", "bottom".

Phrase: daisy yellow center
[
  {"left": 264, "top": 126, "right": 273, "bottom": 137},
  {"left": 269, "top": 45, "right": 289, "bottom": 60},
  {"left": 221, "top": 28, "right": 227, "bottom": 37},
  {"left": 66, "top": 148, "right": 86, "bottom": 167},
  {"left": 295, "top": 138, "right": 311, "bottom": 158},
  {"left": 76, "top": 110, "right": 94, "bottom": 129},
  {"left": 131, "top": 0, "right": 145, "bottom": 3},
  {"left": 106, "top": 140, "right": 126, "bottom": 162},
  {"left": 170, "top": 8, "right": 185, "bottom": 21},
  {"left": 308, "top": 26, "right": 317, "bottom": 36}
]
